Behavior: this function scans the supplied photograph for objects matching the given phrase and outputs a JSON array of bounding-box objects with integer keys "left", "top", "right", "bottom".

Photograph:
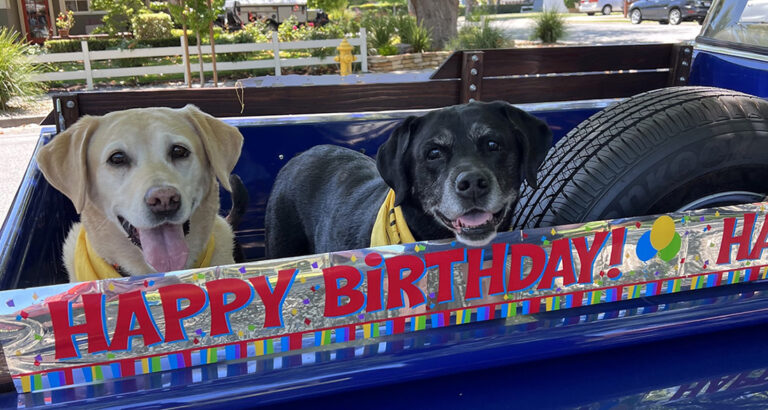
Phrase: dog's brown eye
[
  {"left": 426, "top": 148, "right": 442, "bottom": 160},
  {"left": 107, "top": 151, "right": 129, "bottom": 166},
  {"left": 487, "top": 140, "right": 500, "bottom": 151},
  {"left": 170, "top": 145, "right": 190, "bottom": 160}
]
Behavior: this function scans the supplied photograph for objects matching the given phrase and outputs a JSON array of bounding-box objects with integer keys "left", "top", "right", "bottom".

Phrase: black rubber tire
[
  {"left": 512, "top": 87, "right": 768, "bottom": 230},
  {"left": 587, "top": 12, "right": 595, "bottom": 16},
  {"left": 602, "top": 5, "right": 611, "bottom": 15}
]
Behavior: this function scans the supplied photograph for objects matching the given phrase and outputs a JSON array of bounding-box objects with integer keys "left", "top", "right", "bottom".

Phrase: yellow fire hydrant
[{"left": 335, "top": 39, "right": 356, "bottom": 76}]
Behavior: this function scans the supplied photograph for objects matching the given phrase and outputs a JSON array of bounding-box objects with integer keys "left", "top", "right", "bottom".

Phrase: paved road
[
  {"left": 0, "top": 125, "right": 41, "bottom": 223},
  {"left": 492, "top": 14, "right": 703, "bottom": 44}
]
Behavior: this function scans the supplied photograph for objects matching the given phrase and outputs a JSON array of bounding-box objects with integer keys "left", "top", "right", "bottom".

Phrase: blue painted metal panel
[{"left": 689, "top": 49, "right": 768, "bottom": 97}]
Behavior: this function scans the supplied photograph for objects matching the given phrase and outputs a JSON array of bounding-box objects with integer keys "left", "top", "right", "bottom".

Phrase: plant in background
[
  {"left": 169, "top": 0, "right": 224, "bottom": 85},
  {"left": 131, "top": 12, "right": 174, "bottom": 40},
  {"left": 308, "top": 0, "right": 348, "bottom": 12},
  {"left": 91, "top": 0, "right": 148, "bottom": 35},
  {"left": 395, "top": 15, "right": 431, "bottom": 52},
  {"left": 363, "top": 13, "right": 396, "bottom": 54},
  {"left": 277, "top": 16, "right": 311, "bottom": 42},
  {"left": 531, "top": 10, "right": 566, "bottom": 44},
  {"left": 450, "top": 19, "right": 509, "bottom": 50},
  {"left": 0, "top": 28, "right": 47, "bottom": 110},
  {"left": 56, "top": 10, "right": 75, "bottom": 32}
]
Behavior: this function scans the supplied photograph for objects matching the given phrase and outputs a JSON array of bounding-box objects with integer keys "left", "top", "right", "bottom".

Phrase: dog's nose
[
  {"left": 455, "top": 171, "right": 490, "bottom": 199},
  {"left": 145, "top": 186, "right": 181, "bottom": 216}
]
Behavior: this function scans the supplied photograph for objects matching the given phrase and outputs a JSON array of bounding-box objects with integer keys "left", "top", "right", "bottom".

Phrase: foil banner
[{"left": 2, "top": 203, "right": 768, "bottom": 394}]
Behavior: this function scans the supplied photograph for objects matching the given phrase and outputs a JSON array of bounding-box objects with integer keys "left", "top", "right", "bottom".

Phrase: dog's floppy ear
[
  {"left": 37, "top": 116, "right": 99, "bottom": 213},
  {"left": 496, "top": 101, "right": 553, "bottom": 188},
  {"left": 377, "top": 116, "right": 419, "bottom": 206},
  {"left": 181, "top": 104, "right": 244, "bottom": 192}
]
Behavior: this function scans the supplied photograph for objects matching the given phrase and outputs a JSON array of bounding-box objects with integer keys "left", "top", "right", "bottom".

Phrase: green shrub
[
  {"left": 91, "top": 0, "right": 148, "bottom": 35},
  {"left": 395, "top": 15, "right": 431, "bottom": 52},
  {"left": 131, "top": 12, "right": 174, "bottom": 40},
  {"left": 531, "top": 10, "right": 566, "bottom": 44},
  {"left": 564, "top": 0, "right": 578, "bottom": 8},
  {"left": 450, "top": 19, "right": 509, "bottom": 50},
  {"left": 0, "top": 28, "right": 47, "bottom": 109},
  {"left": 363, "top": 13, "right": 395, "bottom": 49},
  {"left": 329, "top": 8, "right": 361, "bottom": 34}
]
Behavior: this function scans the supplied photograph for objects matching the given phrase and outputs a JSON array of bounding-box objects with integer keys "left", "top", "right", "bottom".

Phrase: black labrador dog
[{"left": 265, "top": 101, "right": 552, "bottom": 258}]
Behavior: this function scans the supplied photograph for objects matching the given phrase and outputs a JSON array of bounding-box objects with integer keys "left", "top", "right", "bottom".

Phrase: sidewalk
[{"left": 0, "top": 125, "right": 41, "bottom": 222}]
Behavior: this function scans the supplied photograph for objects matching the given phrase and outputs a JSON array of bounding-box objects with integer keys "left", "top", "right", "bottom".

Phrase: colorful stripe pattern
[{"left": 13, "top": 268, "right": 766, "bottom": 393}]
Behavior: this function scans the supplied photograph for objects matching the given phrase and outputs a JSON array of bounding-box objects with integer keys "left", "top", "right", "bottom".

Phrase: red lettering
[
  {"left": 159, "top": 284, "right": 207, "bottom": 343},
  {"left": 508, "top": 244, "right": 546, "bottom": 292},
  {"left": 50, "top": 294, "right": 109, "bottom": 360},
  {"left": 539, "top": 238, "right": 577, "bottom": 290},
  {"left": 749, "top": 216, "right": 768, "bottom": 260},
  {"left": 572, "top": 231, "right": 609, "bottom": 284},
  {"left": 365, "top": 268, "right": 384, "bottom": 312},
  {"left": 323, "top": 265, "right": 365, "bottom": 317},
  {"left": 248, "top": 269, "right": 297, "bottom": 328},
  {"left": 424, "top": 249, "right": 465, "bottom": 303},
  {"left": 466, "top": 244, "right": 507, "bottom": 299},
  {"left": 717, "top": 214, "right": 756, "bottom": 264},
  {"left": 207, "top": 278, "right": 253, "bottom": 336},
  {"left": 110, "top": 290, "right": 163, "bottom": 351},
  {"left": 385, "top": 255, "right": 426, "bottom": 309}
]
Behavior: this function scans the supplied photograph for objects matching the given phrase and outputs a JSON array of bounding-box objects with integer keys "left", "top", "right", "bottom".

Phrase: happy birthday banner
[{"left": 2, "top": 203, "right": 768, "bottom": 393}]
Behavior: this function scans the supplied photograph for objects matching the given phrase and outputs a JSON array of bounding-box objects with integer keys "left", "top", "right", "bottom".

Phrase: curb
[{"left": 0, "top": 116, "right": 46, "bottom": 129}]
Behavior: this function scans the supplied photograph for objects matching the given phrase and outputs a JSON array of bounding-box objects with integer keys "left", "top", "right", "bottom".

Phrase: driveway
[{"left": 489, "top": 14, "right": 703, "bottom": 44}]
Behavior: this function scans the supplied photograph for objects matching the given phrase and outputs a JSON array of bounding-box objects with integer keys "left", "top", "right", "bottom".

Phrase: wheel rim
[
  {"left": 676, "top": 191, "right": 765, "bottom": 212},
  {"left": 670, "top": 9, "right": 681, "bottom": 24},
  {"left": 603, "top": 5, "right": 611, "bottom": 14},
  {"left": 631, "top": 10, "right": 640, "bottom": 23}
]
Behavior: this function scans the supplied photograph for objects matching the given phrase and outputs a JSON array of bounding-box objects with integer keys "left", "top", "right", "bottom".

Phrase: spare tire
[{"left": 512, "top": 86, "right": 768, "bottom": 229}]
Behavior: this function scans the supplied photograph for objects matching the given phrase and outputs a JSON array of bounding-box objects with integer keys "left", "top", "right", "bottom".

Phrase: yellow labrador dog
[{"left": 38, "top": 105, "right": 244, "bottom": 282}]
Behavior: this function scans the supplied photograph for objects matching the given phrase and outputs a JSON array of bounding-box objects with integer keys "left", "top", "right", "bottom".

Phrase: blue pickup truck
[{"left": 0, "top": 0, "right": 767, "bottom": 407}]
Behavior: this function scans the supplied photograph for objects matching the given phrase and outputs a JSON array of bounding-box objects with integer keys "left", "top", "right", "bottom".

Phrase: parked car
[
  {"left": 579, "top": 0, "right": 624, "bottom": 15},
  {"left": 629, "top": 0, "right": 711, "bottom": 24}
]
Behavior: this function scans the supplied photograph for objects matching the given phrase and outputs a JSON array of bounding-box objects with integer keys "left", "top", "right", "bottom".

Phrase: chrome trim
[
  {"left": 221, "top": 99, "right": 622, "bottom": 127},
  {"left": 694, "top": 42, "right": 768, "bottom": 63}
]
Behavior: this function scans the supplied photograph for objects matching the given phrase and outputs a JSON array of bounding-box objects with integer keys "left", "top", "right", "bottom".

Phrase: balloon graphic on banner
[{"left": 636, "top": 216, "right": 682, "bottom": 262}]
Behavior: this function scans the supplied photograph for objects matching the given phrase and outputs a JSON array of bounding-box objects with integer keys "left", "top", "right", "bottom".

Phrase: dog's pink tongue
[
  {"left": 137, "top": 224, "right": 189, "bottom": 272},
  {"left": 456, "top": 211, "right": 493, "bottom": 228}
]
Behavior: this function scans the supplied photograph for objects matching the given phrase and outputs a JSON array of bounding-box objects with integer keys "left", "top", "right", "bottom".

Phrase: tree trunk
[
  {"left": 207, "top": 0, "right": 218, "bottom": 87},
  {"left": 196, "top": 31, "right": 205, "bottom": 86},
  {"left": 411, "top": 0, "right": 459, "bottom": 50},
  {"left": 181, "top": 0, "right": 192, "bottom": 88}
]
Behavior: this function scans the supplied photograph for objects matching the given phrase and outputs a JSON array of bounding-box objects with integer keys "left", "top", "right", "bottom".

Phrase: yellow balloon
[{"left": 650, "top": 215, "right": 676, "bottom": 250}]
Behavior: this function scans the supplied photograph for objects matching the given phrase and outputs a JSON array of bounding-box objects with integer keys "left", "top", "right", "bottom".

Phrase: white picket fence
[{"left": 31, "top": 29, "right": 368, "bottom": 90}]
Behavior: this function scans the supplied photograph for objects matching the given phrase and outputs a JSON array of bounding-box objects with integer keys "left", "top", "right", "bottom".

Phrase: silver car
[{"left": 579, "top": 0, "right": 625, "bottom": 14}]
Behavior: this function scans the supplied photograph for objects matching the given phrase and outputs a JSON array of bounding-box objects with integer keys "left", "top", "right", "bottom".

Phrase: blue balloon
[{"left": 636, "top": 231, "right": 657, "bottom": 262}]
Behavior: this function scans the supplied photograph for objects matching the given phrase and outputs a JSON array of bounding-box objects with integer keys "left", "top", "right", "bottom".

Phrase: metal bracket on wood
[
  {"left": 54, "top": 94, "right": 80, "bottom": 134},
  {"left": 667, "top": 44, "right": 693, "bottom": 86},
  {"left": 460, "top": 51, "right": 484, "bottom": 103}
]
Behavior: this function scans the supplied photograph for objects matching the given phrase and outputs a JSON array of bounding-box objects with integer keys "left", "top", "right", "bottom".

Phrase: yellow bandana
[
  {"left": 370, "top": 189, "right": 416, "bottom": 247},
  {"left": 74, "top": 227, "right": 215, "bottom": 282}
]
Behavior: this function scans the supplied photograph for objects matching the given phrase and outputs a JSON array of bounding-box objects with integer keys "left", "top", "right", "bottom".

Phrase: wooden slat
[
  {"left": 432, "top": 44, "right": 675, "bottom": 79},
  {"left": 480, "top": 71, "right": 670, "bottom": 104},
  {"left": 74, "top": 81, "right": 461, "bottom": 118}
]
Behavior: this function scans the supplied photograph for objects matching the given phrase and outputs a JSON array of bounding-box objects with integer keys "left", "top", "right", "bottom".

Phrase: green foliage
[
  {"left": 395, "top": 15, "right": 432, "bottom": 52},
  {"left": 564, "top": 0, "right": 577, "bottom": 8},
  {"left": 355, "top": 2, "right": 407, "bottom": 14},
  {"left": 328, "top": 8, "right": 361, "bottom": 34},
  {"left": 168, "top": 0, "right": 224, "bottom": 36},
  {"left": 363, "top": 13, "right": 396, "bottom": 49},
  {"left": 450, "top": 19, "right": 509, "bottom": 50},
  {"left": 308, "top": 0, "right": 348, "bottom": 12},
  {"left": 91, "top": 0, "right": 147, "bottom": 35},
  {"left": 149, "top": 1, "right": 169, "bottom": 13},
  {"left": 277, "top": 16, "right": 312, "bottom": 41},
  {"left": 0, "top": 28, "right": 47, "bottom": 109},
  {"left": 377, "top": 43, "right": 398, "bottom": 56},
  {"left": 531, "top": 10, "right": 566, "bottom": 44},
  {"left": 131, "top": 13, "right": 174, "bottom": 40}
]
